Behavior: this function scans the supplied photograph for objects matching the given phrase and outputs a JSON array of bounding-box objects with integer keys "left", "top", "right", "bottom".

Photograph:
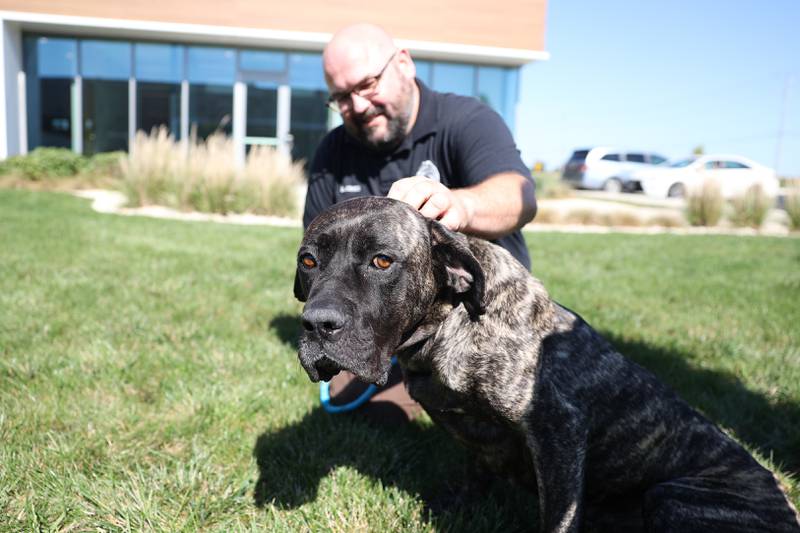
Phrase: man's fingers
[
  {"left": 418, "top": 191, "right": 451, "bottom": 220},
  {"left": 438, "top": 206, "right": 463, "bottom": 231},
  {"left": 386, "top": 176, "right": 429, "bottom": 202}
]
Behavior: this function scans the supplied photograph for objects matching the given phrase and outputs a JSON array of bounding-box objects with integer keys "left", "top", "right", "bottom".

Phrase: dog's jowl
[{"left": 294, "top": 196, "right": 800, "bottom": 533}]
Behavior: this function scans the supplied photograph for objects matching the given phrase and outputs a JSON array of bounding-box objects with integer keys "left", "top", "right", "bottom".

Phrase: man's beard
[{"left": 344, "top": 84, "right": 414, "bottom": 153}]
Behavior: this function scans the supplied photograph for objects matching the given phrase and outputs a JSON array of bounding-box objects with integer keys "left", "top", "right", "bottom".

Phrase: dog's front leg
[{"left": 525, "top": 385, "right": 587, "bottom": 533}]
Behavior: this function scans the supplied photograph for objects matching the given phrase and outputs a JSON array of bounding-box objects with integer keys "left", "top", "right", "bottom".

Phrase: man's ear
[
  {"left": 293, "top": 269, "right": 307, "bottom": 302},
  {"left": 429, "top": 220, "right": 486, "bottom": 319}
]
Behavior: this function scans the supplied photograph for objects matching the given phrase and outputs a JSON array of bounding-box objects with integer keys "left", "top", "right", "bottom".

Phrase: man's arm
[{"left": 387, "top": 172, "right": 536, "bottom": 240}]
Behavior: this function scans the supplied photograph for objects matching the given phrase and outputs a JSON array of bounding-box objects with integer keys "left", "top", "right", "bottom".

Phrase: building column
[
  {"left": 0, "top": 19, "right": 24, "bottom": 159},
  {"left": 277, "top": 84, "right": 291, "bottom": 158},
  {"left": 232, "top": 80, "right": 246, "bottom": 167}
]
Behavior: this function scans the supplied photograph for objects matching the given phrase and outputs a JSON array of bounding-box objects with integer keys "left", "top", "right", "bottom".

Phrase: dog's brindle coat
[{"left": 293, "top": 197, "right": 800, "bottom": 533}]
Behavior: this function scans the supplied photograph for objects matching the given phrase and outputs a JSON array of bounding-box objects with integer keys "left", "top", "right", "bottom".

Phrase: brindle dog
[{"left": 293, "top": 197, "right": 800, "bottom": 533}]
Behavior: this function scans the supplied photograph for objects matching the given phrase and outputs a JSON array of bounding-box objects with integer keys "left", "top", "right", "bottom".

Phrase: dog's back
[{"left": 402, "top": 235, "right": 800, "bottom": 532}]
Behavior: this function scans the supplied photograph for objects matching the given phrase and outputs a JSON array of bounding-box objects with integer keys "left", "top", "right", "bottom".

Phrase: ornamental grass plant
[
  {"left": 729, "top": 184, "right": 773, "bottom": 229},
  {"left": 783, "top": 187, "right": 800, "bottom": 231},
  {"left": 121, "top": 127, "right": 305, "bottom": 217},
  {"left": 685, "top": 180, "right": 724, "bottom": 227}
]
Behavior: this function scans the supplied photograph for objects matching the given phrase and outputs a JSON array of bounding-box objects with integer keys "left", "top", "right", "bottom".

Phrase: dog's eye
[
  {"left": 299, "top": 254, "right": 317, "bottom": 269},
  {"left": 372, "top": 255, "right": 393, "bottom": 269}
]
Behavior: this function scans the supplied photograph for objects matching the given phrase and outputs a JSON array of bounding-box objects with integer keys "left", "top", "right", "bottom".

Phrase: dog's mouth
[{"left": 315, "top": 357, "right": 342, "bottom": 382}]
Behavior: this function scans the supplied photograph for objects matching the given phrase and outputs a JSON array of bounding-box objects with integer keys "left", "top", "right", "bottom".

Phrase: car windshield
[{"left": 669, "top": 158, "right": 695, "bottom": 168}]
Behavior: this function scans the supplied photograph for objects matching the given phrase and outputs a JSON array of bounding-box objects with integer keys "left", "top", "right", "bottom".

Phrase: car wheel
[
  {"left": 603, "top": 178, "right": 623, "bottom": 194},
  {"left": 667, "top": 183, "right": 685, "bottom": 198}
]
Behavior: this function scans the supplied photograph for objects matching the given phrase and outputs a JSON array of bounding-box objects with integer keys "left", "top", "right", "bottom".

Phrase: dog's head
[{"left": 294, "top": 197, "right": 485, "bottom": 386}]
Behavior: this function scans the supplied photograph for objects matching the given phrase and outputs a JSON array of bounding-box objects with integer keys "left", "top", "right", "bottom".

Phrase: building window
[
  {"left": 289, "top": 53, "right": 327, "bottom": 162},
  {"left": 83, "top": 80, "right": 129, "bottom": 155},
  {"left": 431, "top": 62, "right": 476, "bottom": 97},
  {"left": 81, "top": 40, "right": 131, "bottom": 79},
  {"left": 240, "top": 50, "right": 286, "bottom": 73},
  {"left": 187, "top": 47, "right": 235, "bottom": 139},
  {"left": 415, "top": 60, "right": 432, "bottom": 86},
  {"left": 135, "top": 43, "right": 183, "bottom": 138},
  {"left": 247, "top": 82, "right": 278, "bottom": 139},
  {"left": 477, "top": 66, "right": 506, "bottom": 116},
  {"left": 80, "top": 40, "right": 132, "bottom": 155},
  {"left": 24, "top": 36, "right": 77, "bottom": 150}
]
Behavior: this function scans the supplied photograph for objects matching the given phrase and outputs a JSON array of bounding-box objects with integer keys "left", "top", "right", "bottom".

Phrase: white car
[
  {"left": 561, "top": 147, "right": 668, "bottom": 192},
  {"left": 630, "top": 154, "right": 779, "bottom": 199}
]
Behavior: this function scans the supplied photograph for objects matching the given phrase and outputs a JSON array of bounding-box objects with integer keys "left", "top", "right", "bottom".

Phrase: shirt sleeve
[
  {"left": 450, "top": 103, "right": 533, "bottom": 187},
  {"left": 302, "top": 133, "right": 338, "bottom": 229}
]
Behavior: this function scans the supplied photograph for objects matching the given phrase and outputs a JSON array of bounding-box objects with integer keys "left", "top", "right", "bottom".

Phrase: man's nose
[
  {"left": 301, "top": 302, "right": 348, "bottom": 342},
  {"left": 350, "top": 92, "right": 372, "bottom": 114}
]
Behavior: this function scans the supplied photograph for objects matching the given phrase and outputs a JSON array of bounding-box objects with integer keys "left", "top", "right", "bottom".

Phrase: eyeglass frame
[{"left": 326, "top": 50, "right": 398, "bottom": 112}]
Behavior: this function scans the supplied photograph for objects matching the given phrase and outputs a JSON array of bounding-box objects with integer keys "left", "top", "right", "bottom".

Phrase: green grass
[{"left": 1, "top": 189, "right": 798, "bottom": 531}]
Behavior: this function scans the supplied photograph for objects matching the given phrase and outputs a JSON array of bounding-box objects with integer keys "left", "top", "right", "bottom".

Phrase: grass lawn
[{"left": 1, "top": 189, "right": 798, "bottom": 531}]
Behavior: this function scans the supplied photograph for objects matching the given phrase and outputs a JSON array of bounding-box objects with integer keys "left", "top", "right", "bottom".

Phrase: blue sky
[{"left": 515, "top": 0, "right": 800, "bottom": 176}]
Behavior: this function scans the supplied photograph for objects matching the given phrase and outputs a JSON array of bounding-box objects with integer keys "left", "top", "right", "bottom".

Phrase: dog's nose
[{"left": 301, "top": 305, "right": 347, "bottom": 342}]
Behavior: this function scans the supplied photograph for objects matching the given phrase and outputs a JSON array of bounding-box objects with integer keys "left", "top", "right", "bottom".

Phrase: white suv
[{"left": 561, "top": 147, "right": 668, "bottom": 192}]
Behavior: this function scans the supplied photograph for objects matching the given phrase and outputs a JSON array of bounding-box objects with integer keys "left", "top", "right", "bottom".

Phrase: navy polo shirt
[{"left": 303, "top": 80, "right": 533, "bottom": 270}]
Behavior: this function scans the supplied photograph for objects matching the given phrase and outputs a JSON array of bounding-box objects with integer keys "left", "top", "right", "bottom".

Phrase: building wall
[{"left": 0, "top": 0, "right": 547, "bottom": 52}]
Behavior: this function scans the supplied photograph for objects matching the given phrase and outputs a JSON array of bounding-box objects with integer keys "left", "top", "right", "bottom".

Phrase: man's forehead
[{"left": 323, "top": 44, "right": 381, "bottom": 90}]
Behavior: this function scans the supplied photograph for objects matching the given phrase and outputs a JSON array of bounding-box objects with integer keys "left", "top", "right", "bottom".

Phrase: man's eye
[
  {"left": 372, "top": 255, "right": 393, "bottom": 269},
  {"left": 300, "top": 254, "right": 317, "bottom": 269}
]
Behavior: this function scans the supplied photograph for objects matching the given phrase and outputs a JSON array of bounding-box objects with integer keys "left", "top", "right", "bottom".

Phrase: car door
[
  {"left": 700, "top": 159, "right": 729, "bottom": 195},
  {"left": 722, "top": 160, "right": 756, "bottom": 196}
]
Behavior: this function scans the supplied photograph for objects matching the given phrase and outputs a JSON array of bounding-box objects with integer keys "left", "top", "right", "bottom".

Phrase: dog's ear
[
  {"left": 429, "top": 220, "right": 486, "bottom": 319},
  {"left": 293, "top": 269, "right": 307, "bottom": 302}
]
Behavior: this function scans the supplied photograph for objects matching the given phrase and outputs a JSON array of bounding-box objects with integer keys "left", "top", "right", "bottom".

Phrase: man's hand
[{"left": 387, "top": 176, "right": 476, "bottom": 232}]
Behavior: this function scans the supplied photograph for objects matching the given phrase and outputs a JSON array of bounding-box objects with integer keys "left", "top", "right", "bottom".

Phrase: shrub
[
  {"left": 534, "top": 171, "right": 573, "bottom": 199},
  {"left": 81, "top": 151, "right": 125, "bottom": 180},
  {"left": 729, "top": 184, "right": 774, "bottom": 229},
  {"left": 784, "top": 187, "right": 800, "bottom": 231},
  {"left": 1, "top": 147, "right": 85, "bottom": 181},
  {"left": 686, "top": 180, "right": 724, "bottom": 226},
  {"left": 121, "top": 127, "right": 305, "bottom": 217}
]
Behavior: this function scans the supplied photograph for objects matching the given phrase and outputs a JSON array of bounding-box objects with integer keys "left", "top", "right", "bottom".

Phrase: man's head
[{"left": 323, "top": 24, "right": 419, "bottom": 153}]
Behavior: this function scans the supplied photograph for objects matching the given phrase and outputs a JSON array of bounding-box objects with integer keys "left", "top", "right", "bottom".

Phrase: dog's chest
[{"left": 404, "top": 371, "right": 536, "bottom": 485}]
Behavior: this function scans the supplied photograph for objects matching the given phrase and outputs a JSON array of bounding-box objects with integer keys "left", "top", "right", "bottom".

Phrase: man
[{"left": 303, "top": 23, "right": 537, "bottom": 422}]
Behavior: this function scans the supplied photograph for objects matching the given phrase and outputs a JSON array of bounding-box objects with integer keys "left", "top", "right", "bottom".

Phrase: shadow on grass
[
  {"left": 252, "top": 407, "right": 538, "bottom": 532},
  {"left": 604, "top": 332, "right": 800, "bottom": 475},
  {"left": 269, "top": 313, "right": 301, "bottom": 351}
]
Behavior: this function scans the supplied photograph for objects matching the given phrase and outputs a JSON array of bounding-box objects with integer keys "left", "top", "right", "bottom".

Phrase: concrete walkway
[{"left": 72, "top": 189, "right": 795, "bottom": 237}]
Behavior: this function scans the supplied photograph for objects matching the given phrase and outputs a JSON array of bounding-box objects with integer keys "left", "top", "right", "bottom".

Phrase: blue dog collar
[{"left": 319, "top": 357, "right": 397, "bottom": 413}]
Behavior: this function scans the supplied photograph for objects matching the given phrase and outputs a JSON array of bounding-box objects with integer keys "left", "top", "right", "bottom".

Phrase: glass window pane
[
  {"left": 477, "top": 66, "right": 505, "bottom": 115},
  {"left": 240, "top": 50, "right": 286, "bottom": 72},
  {"left": 81, "top": 40, "right": 131, "bottom": 80},
  {"left": 24, "top": 36, "right": 75, "bottom": 150},
  {"left": 415, "top": 60, "right": 432, "bottom": 85},
  {"left": 83, "top": 79, "right": 129, "bottom": 154},
  {"left": 34, "top": 36, "right": 77, "bottom": 78},
  {"left": 247, "top": 83, "right": 278, "bottom": 138},
  {"left": 187, "top": 46, "right": 235, "bottom": 85},
  {"left": 135, "top": 43, "right": 183, "bottom": 83},
  {"left": 502, "top": 68, "right": 519, "bottom": 132},
  {"left": 189, "top": 84, "right": 233, "bottom": 139},
  {"left": 289, "top": 53, "right": 325, "bottom": 90},
  {"left": 290, "top": 88, "right": 328, "bottom": 162},
  {"left": 431, "top": 62, "right": 475, "bottom": 96},
  {"left": 137, "top": 82, "right": 181, "bottom": 139}
]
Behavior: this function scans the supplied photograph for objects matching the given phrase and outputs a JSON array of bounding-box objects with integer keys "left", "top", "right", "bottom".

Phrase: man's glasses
[{"left": 326, "top": 51, "right": 397, "bottom": 113}]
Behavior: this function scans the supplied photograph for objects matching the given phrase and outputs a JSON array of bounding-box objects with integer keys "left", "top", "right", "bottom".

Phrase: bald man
[{"left": 303, "top": 23, "right": 537, "bottom": 422}]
